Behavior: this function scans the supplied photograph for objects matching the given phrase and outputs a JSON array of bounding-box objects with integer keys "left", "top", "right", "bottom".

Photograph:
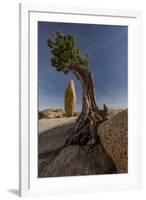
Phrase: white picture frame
[{"left": 19, "top": 3, "right": 143, "bottom": 197}]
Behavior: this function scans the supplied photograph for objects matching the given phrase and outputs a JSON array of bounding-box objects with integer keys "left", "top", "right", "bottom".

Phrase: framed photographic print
[{"left": 19, "top": 3, "right": 142, "bottom": 197}]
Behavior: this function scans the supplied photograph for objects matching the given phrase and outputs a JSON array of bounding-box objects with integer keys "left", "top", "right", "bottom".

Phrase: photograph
[{"left": 38, "top": 21, "right": 128, "bottom": 178}]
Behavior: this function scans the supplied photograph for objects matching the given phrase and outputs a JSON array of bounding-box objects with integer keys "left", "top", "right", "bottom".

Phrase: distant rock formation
[
  {"left": 98, "top": 109, "right": 128, "bottom": 173},
  {"left": 64, "top": 80, "right": 76, "bottom": 117}
]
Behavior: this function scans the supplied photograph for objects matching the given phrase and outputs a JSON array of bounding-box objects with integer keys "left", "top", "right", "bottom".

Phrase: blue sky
[{"left": 38, "top": 21, "right": 128, "bottom": 111}]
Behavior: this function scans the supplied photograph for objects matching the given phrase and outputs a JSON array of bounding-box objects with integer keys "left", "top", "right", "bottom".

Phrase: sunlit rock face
[
  {"left": 98, "top": 109, "right": 128, "bottom": 173},
  {"left": 64, "top": 80, "right": 76, "bottom": 117}
]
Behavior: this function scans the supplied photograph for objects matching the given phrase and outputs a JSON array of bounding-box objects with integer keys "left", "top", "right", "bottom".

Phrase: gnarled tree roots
[{"left": 65, "top": 110, "right": 105, "bottom": 152}]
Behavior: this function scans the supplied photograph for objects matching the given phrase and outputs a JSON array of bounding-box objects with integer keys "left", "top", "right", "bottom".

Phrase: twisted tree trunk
[{"left": 64, "top": 64, "right": 107, "bottom": 146}]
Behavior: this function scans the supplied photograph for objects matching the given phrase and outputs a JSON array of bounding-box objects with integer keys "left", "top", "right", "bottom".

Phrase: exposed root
[{"left": 65, "top": 111, "right": 103, "bottom": 148}]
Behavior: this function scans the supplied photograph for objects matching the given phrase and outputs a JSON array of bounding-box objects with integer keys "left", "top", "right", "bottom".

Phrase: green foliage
[{"left": 47, "top": 32, "right": 89, "bottom": 70}]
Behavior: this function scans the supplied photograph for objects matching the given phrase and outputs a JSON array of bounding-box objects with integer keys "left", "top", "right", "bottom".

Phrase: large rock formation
[
  {"left": 39, "top": 143, "right": 117, "bottom": 177},
  {"left": 38, "top": 118, "right": 76, "bottom": 154},
  {"left": 98, "top": 109, "right": 128, "bottom": 173},
  {"left": 38, "top": 118, "right": 117, "bottom": 177},
  {"left": 64, "top": 80, "right": 76, "bottom": 117}
]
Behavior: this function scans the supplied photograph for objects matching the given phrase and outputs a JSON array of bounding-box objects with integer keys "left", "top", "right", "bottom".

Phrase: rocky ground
[
  {"left": 38, "top": 117, "right": 77, "bottom": 134},
  {"left": 38, "top": 108, "right": 128, "bottom": 177}
]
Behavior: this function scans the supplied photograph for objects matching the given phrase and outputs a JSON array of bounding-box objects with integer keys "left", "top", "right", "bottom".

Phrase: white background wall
[{"left": 0, "top": 0, "right": 145, "bottom": 199}]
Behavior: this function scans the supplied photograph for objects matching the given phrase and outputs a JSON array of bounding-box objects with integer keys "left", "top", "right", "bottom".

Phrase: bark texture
[{"left": 62, "top": 64, "right": 109, "bottom": 147}]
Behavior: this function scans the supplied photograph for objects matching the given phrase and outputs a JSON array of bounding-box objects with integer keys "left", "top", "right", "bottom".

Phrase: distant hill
[
  {"left": 38, "top": 107, "right": 123, "bottom": 120},
  {"left": 38, "top": 108, "right": 79, "bottom": 120}
]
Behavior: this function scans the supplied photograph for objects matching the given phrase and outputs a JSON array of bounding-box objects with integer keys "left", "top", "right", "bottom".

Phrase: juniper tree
[{"left": 47, "top": 32, "right": 108, "bottom": 147}]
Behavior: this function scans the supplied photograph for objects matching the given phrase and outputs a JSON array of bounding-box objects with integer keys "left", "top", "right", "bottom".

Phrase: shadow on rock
[{"left": 38, "top": 142, "right": 117, "bottom": 177}]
